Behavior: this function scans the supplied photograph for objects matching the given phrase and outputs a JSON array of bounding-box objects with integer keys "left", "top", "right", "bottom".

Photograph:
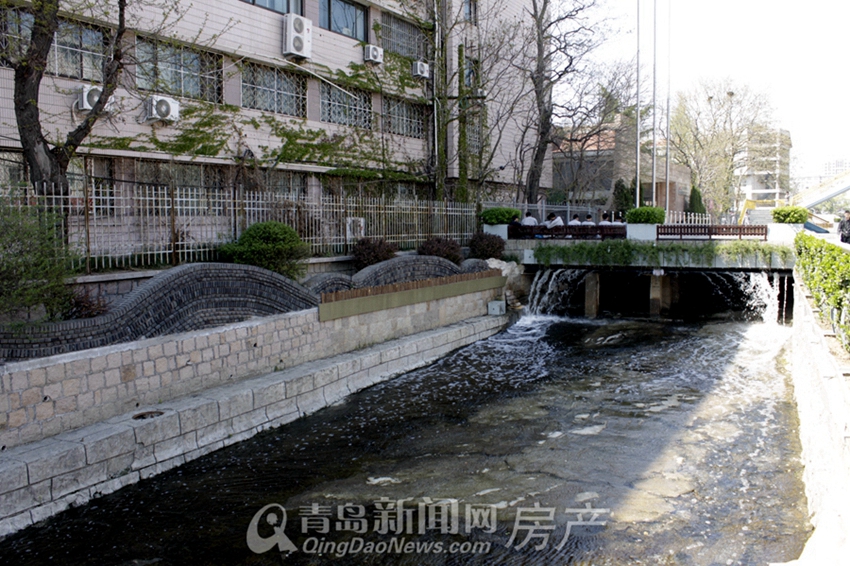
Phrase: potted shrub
[
  {"left": 769, "top": 205, "right": 809, "bottom": 242},
  {"left": 625, "top": 206, "right": 665, "bottom": 241},
  {"left": 480, "top": 207, "right": 521, "bottom": 240}
]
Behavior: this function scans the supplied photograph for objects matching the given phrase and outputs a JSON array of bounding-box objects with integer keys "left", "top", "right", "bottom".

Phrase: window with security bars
[
  {"left": 52, "top": 20, "right": 106, "bottom": 81},
  {"left": 384, "top": 98, "right": 427, "bottom": 139},
  {"left": 241, "top": 63, "right": 307, "bottom": 117},
  {"left": 264, "top": 169, "right": 307, "bottom": 195},
  {"left": 136, "top": 39, "right": 222, "bottom": 102},
  {"left": 320, "top": 83, "right": 372, "bottom": 129},
  {"left": 0, "top": 152, "right": 26, "bottom": 187},
  {"left": 67, "top": 158, "right": 116, "bottom": 216},
  {"left": 0, "top": 9, "right": 30, "bottom": 64},
  {"left": 135, "top": 161, "right": 227, "bottom": 216},
  {"left": 379, "top": 13, "right": 428, "bottom": 60},
  {"left": 1, "top": 10, "right": 106, "bottom": 81}
]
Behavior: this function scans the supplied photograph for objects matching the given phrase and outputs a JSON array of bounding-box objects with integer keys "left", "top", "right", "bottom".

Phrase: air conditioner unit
[
  {"left": 411, "top": 61, "right": 430, "bottom": 79},
  {"left": 143, "top": 95, "right": 180, "bottom": 122},
  {"left": 282, "top": 14, "right": 312, "bottom": 59},
  {"left": 75, "top": 85, "right": 114, "bottom": 113},
  {"left": 363, "top": 44, "right": 384, "bottom": 64}
]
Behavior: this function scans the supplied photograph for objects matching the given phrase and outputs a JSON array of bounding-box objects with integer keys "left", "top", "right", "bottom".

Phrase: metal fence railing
[
  {"left": 1, "top": 181, "right": 480, "bottom": 271},
  {"left": 664, "top": 211, "right": 712, "bottom": 225}
]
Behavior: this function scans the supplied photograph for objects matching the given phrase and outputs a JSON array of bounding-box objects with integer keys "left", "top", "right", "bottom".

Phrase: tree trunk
[{"left": 13, "top": 0, "right": 126, "bottom": 196}]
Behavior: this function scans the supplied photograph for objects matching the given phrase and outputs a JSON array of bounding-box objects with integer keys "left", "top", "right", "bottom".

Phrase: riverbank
[
  {"left": 0, "top": 313, "right": 508, "bottom": 538},
  {"left": 780, "top": 275, "right": 850, "bottom": 564}
]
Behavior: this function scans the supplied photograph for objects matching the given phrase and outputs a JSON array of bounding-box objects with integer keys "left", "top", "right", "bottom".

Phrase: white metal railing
[
  {"left": 664, "top": 211, "right": 712, "bottom": 225},
  {"left": 1, "top": 182, "right": 480, "bottom": 271}
]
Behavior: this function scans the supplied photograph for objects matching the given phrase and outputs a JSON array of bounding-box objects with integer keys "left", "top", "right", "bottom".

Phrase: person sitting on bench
[{"left": 544, "top": 213, "right": 564, "bottom": 229}]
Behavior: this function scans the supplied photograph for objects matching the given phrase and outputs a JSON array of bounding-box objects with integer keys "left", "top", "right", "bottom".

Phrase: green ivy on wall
[{"left": 533, "top": 240, "right": 793, "bottom": 268}]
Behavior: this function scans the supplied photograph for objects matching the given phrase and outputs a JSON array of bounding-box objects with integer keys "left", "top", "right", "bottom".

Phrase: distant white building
[{"left": 735, "top": 128, "right": 792, "bottom": 205}]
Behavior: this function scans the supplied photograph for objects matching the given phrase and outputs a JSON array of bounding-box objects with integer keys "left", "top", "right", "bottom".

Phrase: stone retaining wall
[
  {"left": 0, "top": 314, "right": 506, "bottom": 537},
  {"left": 0, "top": 282, "right": 502, "bottom": 451},
  {"left": 785, "top": 277, "right": 850, "bottom": 563}
]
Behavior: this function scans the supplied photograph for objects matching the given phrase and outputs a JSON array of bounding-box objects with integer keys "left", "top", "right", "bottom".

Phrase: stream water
[{"left": 0, "top": 309, "right": 810, "bottom": 565}]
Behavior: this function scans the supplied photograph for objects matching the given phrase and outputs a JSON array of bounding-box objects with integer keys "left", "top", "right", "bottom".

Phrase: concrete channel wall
[
  {"left": 0, "top": 285, "right": 508, "bottom": 537},
  {"left": 785, "top": 276, "right": 850, "bottom": 564}
]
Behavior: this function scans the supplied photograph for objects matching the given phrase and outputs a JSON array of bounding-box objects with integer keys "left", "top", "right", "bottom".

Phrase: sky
[{"left": 594, "top": 0, "right": 850, "bottom": 177}]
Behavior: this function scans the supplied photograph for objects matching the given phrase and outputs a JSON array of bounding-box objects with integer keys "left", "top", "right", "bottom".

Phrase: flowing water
[{"left": 0, "top": 294, "right": 809, "bottom": 564}]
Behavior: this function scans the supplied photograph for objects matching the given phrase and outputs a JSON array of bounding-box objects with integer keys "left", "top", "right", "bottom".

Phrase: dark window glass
[{"left": 320, "top": 0, "right": 366, "bottom": 41}]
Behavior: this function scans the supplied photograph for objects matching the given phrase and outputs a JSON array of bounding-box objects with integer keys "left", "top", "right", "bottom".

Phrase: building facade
[
  {"left": 0, "top": 0, "right": 549, "bottom": 202},
  {"left": 736, "top": 128, "right": 792, "bottom": 206}
]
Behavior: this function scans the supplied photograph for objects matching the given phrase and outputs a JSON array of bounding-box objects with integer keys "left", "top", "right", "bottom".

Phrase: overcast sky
[{"left": 595, "top": 0, "right": 850, "bottom": 177}]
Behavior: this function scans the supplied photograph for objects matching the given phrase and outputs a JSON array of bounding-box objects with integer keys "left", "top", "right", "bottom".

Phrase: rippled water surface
[{"left": 0, "top": 316, "right": 810, "bottom": 565}]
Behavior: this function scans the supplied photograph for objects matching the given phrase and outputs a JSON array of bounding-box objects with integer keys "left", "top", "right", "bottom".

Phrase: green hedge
[
  {"left": 625, "top": 206, "right": 665, "bottom": 224},
  {"left": 480, "top": 207, "right": 521, "bottom": 225},
  {"left": 795, "top": 232, "right": 850, "bottom": 352},
  {"left": 772, "top": 206, "right": 808, "bottom": 224}
]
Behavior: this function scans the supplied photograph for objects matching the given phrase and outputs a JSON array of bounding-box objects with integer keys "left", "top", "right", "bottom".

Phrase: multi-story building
[
  {"left": 552, "top": 117, "right": 690, "bottom": 212},
  {"left": 735, "top": 128, "right": 792, "bottom": 206},
  {"left": 0, "top": 0, "right": 548, "bottom": 202}
]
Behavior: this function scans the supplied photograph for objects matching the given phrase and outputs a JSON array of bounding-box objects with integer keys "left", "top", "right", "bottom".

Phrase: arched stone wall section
[
  {"left": 352, "top": 255, "right": 462, "bottom": 288},
  {"left": 302, "top": 273, "right": 355, "bottom": 294},
  {"left": 460, "top": 258, "right": 491, "bottom": 273},
  {"left": 0, "top": 264, "right": 318, "bottom": 361}
]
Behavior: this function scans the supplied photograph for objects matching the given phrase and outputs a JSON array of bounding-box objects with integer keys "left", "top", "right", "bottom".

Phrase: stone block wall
[
  {"left": 0, "top": 315, "right": 506, "bottom": 537},
  {"left": 0, "top": 283, "right": 502, "bottom": 451}
]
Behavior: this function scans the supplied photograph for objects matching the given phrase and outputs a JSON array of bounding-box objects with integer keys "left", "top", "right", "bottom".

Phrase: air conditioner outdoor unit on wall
[
  {"left": 363, "top": 44, "right": 383, "bottom": 64},
  {"left": 144, "top": 95, "right": 180, "bottom": 122},
  {"left": 411, "top": 61, "right": 430, "bottom": 79},
  {"left": 282, "top": 14, "right": 312, "bottom": 59},
  {"left": 76, "top": 85, "right": 114, "bottom": 113}
]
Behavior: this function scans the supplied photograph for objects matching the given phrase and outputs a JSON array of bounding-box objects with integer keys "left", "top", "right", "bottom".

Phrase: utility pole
[
  {"left": 635, "top": 0, "right": 641, "bottom": 208},
  {"left": 651, "top": 0, "right": 657, "bottom": 207},
  {"left": 664, "top": 0, "right": 671, "bottom": 215}
]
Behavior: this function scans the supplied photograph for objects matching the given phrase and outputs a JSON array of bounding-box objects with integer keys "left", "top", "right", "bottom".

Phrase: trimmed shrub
[
  {"left": 480, "top": 206, "right": 521, "bottom": 225},
  {"left": 417, "top": 237, "right": 463, "bottom": 265},
  {"left": 218, "top": 221, "right": 310, "bottom": 280},
  {"left": 468, "top": 232, "right": 505, "bottom": 260},
  {"left": 351, "top": 238, "right": 398, "bottom": 271},
  {"left": 625, "top": 206, "right": 665, "bottom": 224},
  {"left": 772, "top": 206, "right": 808, "bottom": 224},
  {"left": 612, "top": 178, "right": 635, "bottom": 214},
  {"left": 687, "top": 187, "right": 707, "bottom": 214}
]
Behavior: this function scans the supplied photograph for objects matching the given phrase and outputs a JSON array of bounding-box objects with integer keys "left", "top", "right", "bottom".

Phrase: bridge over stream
[{"left": 504, "top": 223, "right": 797, "bottom": 320}]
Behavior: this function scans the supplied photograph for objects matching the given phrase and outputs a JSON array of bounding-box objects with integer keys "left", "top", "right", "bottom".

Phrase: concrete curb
[{"left": 0, "top": 314, "right": 507, "bottom": 538}]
